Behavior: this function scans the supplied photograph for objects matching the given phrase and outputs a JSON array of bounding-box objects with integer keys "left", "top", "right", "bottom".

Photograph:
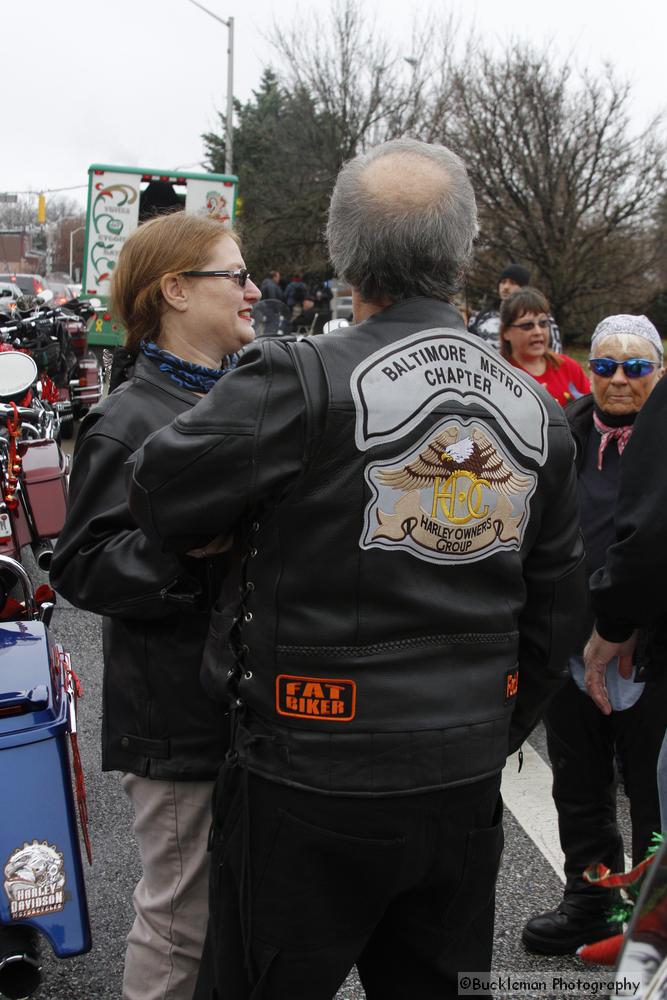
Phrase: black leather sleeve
[
  {"left": 509, "top": 422, "right": 587, "bottom": 752},
  {"left": 50, "top": 423, "right": 196, "bottom": 618},
  {"left": 128, "top": 340, "right": 308, "bottom": 552}
]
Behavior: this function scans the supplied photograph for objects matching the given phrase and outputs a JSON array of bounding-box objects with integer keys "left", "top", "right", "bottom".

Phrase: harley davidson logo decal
[
  {"left": 361, "top": 418, "right": 537, "bottom": 564},
  {"left": 4, "top": 841, "right": 66, "bottom": 920},
  {"left": 276, "top": 675, "right": 356, "bottom": 721}
]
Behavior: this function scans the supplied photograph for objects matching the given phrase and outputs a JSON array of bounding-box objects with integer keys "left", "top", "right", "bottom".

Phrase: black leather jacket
[
  {"left": 129, "top": 299, "right": 586, "bottom": 795},
  {"left": 50, "top": 354, "right": 229, "bottom": 780}
]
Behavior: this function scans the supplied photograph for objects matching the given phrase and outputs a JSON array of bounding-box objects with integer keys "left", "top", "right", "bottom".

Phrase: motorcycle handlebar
[{"left": 0, "top": 403, "right": 44, "bottom": 423}]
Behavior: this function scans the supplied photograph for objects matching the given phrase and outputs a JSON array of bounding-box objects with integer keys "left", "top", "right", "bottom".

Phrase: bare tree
[
  {"left": 204, "top": 8, "right": 665, "bottom": 326},
  {"left": 0, "top": 194, "right": 83, "bottom": 229},
  {"left": 205, "top": 0, "right": 461, "bottom": 280},
  {"left": 0, "top": 197, "right": 36, "bottom": 229},
  {"left": 272, "top": 0, "right": 461, "bottom": 158},
  {"left": 441, "top": 45, "right": 666, "bottom": 338}
]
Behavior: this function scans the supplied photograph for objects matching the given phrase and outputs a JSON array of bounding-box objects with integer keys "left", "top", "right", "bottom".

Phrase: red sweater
[{"left": 509, "top": 354, "right": 590, "bottom": 407}]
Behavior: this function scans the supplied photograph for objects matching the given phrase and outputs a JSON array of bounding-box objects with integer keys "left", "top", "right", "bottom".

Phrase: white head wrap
[{"left": 590, "top": 314, "right": 663, "bottom": 360}]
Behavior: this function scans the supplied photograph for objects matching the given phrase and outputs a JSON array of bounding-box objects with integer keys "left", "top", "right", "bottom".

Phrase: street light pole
[
  {"left": 69, "top": 227, "right": 85, "bottom": 281},
  {"left": 187, "top": 0, "right": 234, "bottom": 175}
]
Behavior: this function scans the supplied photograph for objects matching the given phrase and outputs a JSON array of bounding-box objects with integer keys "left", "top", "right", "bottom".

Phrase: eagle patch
[{"left": 360, "top": 417, "right": 537, "bottom": 564}]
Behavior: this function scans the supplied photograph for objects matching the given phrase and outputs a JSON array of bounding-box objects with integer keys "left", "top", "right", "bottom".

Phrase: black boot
[{"left": 522, "top": 902, "right": 622, "bottom": 955}]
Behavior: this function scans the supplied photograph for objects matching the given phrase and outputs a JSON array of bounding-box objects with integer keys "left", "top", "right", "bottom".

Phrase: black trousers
[
  {"left": 545, "top": 676, "right": 664, "bottom": 916},
  {"left": 194, "top": 767, "right": 503, "bottom": 1000}
]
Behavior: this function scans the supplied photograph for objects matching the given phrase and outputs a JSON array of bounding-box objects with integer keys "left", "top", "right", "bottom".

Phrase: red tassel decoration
[{"left": 577, "top": 935, "right": 625, "bottom": 966}]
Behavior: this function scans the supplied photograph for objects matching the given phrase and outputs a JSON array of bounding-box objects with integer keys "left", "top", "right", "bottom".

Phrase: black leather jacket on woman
[{"left": 50, "top": 353, "right": 229, "bottom": 780}]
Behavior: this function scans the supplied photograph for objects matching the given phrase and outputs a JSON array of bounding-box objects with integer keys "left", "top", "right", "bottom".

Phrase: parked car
[
  {"left": 46, "top": 280, "right": 74, "bottom": 307},
  {"left": 0, "top": 282, "right": 23, "bottom": 315},
  {"left": 0, "top": 273, "right": 48, "bottom": 298}
]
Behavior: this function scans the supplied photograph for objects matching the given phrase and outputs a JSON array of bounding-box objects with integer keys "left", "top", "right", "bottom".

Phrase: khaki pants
[{"left": 121, "top": 774, "right": 214, "bottom": 1000}]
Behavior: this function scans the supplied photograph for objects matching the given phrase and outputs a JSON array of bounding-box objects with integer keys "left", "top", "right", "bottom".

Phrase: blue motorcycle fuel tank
[{"left": 0, "top": 621, "right": 91, "bottom": 957}]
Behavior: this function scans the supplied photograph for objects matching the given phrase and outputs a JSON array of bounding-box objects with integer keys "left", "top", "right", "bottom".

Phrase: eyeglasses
[
  {"left": 510, "top": 319, "right": 550, "bottom": 332},
  {"left": 181, "top": 268, "right": 250, "bottom": 287},
  {"left": 589, "top": 357, "right": 659, "bottom": 379}
]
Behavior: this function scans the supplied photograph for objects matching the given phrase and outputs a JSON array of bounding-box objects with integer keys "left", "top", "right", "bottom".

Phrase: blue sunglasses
[{"left": 589, "top": 357, "right": 659, "bottom": 379}]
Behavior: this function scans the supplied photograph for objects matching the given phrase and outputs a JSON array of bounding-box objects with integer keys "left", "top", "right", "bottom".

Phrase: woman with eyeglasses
[
  {"left": 50, "top": 211, "right": 260, "bottom": 1000},
  {"left": 522, "top": 313, "right": 666, "bottom": 957},
  {"left": 499, "top": 287, "right": 590, "bottom": 405}
]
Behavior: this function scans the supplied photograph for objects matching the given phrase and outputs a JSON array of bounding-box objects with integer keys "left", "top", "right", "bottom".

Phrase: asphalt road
[{"left": 21, "top": 586, "right": 628, "bottom": 1000}]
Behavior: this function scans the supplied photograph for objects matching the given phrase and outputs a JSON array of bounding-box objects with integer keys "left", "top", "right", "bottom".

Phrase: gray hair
[
  {"left": 591, "top": 314, "right": 663, "bottom": 361},
  {"left": 326, "top": 138, "right": 478, "bottom": 304}
]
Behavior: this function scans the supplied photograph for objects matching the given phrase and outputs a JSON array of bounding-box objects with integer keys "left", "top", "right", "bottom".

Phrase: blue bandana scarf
[{"left": 140, "top": 340, "right": 237, "bottom": 393}]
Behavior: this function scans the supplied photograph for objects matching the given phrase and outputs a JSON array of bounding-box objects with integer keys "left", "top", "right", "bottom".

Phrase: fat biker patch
[
  {"left": 4, "top": 841, "right": 66, "bottom": 920},
  {"left": 361, "top": 418, "right": 537, "bottom": 565},
  {"left": 276, "top": 675, "right": 356, "bottom": 721},
  {"left": 505, "top": 668, "right": 519, "bottom": 702}
]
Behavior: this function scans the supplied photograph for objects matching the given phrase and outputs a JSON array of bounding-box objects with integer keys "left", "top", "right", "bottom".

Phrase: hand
[
  {"left": 583, "top": 628, "right": 637, "bottom": 714},
  {"left": 187, "top": 534, "right": 232, "bottom": 559}
]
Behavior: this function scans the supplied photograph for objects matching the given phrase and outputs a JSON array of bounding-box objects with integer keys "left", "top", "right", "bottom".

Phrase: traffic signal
[{"left": 37, "top": 194, "right": 46, "bottom": 224}]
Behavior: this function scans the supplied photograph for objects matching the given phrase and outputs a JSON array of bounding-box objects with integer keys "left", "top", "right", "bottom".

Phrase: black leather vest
[{"left": 231, "top": 298, "right": 565, "bottom": 795}]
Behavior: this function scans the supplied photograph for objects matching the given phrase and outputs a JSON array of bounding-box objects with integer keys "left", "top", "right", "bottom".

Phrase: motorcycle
[
  {"left": 0, "top": 292, "right": 102, "bottom": 440},
  {"left": 0, "top": 345, "right": 90, "bottom": 999},
  {"left": 51, "top": 297, "right": 102, "bottom": 437},
  {"left": 0, "top": 351, "right": 68, "bottom": 572},
  {"left": 0, "top": 554, "right": 92, "bottom": 1000}
]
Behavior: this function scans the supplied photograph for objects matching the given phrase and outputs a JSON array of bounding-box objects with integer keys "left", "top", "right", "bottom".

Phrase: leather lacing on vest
[{"left": 216, "top": 513, "right": 279, "bottom": 981}]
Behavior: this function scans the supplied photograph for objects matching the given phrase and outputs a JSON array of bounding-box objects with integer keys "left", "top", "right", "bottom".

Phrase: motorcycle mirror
[
  {"left": 0, "top": 352, "right": 39, "bottom": 402},
  {"left": 35, "top": 289, "right": 53, "bottom": 304},
  {"left": 322, "top": 318, "right": 350, "bottom": 335}
]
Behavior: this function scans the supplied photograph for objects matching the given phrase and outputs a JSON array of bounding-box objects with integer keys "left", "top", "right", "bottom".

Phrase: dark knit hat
[{"left": 499, "top": 264, "right": 530, "bottom": 286}]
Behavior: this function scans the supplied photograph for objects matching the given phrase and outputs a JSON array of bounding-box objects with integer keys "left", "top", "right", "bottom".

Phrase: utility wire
[{"left": 2, "top": 184, "right": 88, "bottom": 195}]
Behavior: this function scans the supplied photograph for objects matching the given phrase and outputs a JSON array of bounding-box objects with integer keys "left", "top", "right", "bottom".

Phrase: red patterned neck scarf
[{"left": 593, "top": 410, "right": 634, "bottom": 470}]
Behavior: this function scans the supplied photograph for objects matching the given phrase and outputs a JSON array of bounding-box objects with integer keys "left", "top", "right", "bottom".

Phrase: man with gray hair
[{"left": 128, "top": 138, "right": 585, "bottom": 999}]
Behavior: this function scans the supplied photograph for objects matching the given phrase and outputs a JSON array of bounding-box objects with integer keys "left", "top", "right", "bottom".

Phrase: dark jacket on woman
[
  {"left": 567, "top": 391, "right": 664, "bottom": 677},
  {"left": 587, "top": 374, "right": 667, "bottom": 665},
  {"left": 50, "top": 353, "right": 229, "bottom": 780}
]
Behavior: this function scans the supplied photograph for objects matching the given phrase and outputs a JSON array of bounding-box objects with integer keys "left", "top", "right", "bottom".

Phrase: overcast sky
[{"left": 3, "top": 0, "right": 665, "bottom": 209}]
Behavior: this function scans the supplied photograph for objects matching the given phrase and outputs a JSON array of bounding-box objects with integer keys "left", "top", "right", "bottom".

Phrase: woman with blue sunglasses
[{"left": 523, "top": 314, "right": 666, "bottom": 956}]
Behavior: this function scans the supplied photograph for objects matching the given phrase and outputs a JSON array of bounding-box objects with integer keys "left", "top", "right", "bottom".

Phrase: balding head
[
  {"left": 326, "top": 139, "right": 478, "bottom": 305},
  {"left": 362, "top": 151, "right": 454, "bottom": 212}
]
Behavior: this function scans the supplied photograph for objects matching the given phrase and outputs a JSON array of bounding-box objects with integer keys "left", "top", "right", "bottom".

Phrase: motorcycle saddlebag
[
  {"left": 19, "top": 440, "right": 68, "bottom": 539},
  {"left": 0, "top": 622, "right": 91, "bottom": 957}
]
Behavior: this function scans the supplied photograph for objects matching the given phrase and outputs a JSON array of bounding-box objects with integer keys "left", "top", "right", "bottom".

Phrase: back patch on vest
[
  {"left": 360, "top": 417, "right": 537, "bottom": 565},
  {"left": 276, "top": 675, "right": 357, "bottom": 721},
  {"left": 350, "top": 327, "right": 548, "bottom": 466}
]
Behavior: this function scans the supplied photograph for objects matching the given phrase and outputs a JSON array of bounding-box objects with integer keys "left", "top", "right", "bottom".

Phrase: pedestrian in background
[
  {"left": 284, "top": 273, "right": 307, "bottom": 318},
  {"left": 128, "top": 137, "right": 586, "bottom": 1000},
  {"left": 468, "top": 263, "right": 562, "bottom": 352},
  {"left": 260, "top": 269, "right": 283, "bottom": 301},
  {"left": 500, "top": 286, "right": 589, "bottom": 405},
  {"left": 523, "top": 314, "right": 666, "bottom": 955},
  {"left": 50, "top": 212, "right": 260, "bottom": 1000}
]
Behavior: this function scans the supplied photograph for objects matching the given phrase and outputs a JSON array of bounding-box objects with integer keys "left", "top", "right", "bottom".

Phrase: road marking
[{"left": 503, "top": 744, "right": 631, "bottom": 882}]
